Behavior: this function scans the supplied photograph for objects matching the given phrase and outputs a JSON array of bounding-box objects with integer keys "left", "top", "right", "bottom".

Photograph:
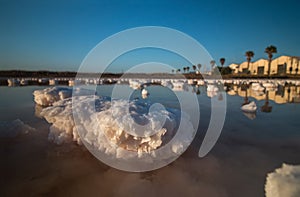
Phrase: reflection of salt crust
[
  {"left": 38, "top": 94, "right": 193, "bottom": 158},
  {"left": 265, "top": 163, "right": 300, "bottom": 197},
  {"left": 0, "top": 119, "right": 35, "bottom": 138},
  {"left": 206, "top": 85, "right": 219, "bottom": 98}
]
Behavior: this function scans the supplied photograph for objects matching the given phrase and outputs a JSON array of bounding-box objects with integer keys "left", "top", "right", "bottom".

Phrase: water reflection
[
  {"left": 223, "top": 81, "right": 300, "bottom": 116},
  {"left": 240, "top": 84, "right": 250, "bottom": 106},
  {"left": 124, "top": 79, "right": 300, "bottom": 109},
  {"left": 242, "top": 112, "right": 256, "bottom": 120},
  {"left": 225, "top": 82, "right": 300, "bottom": 104},
  {"left": 261, "top": 91, "right": 272, "bottom": 113},
  {"left": 191, "top": 86, "right": 201, "bottom": 95},
  {"left": 124, "top": 80, "right": 300, "bottom": 120},
  {"left": 218, "top": 92, "right": 223, "bottom": 101}
]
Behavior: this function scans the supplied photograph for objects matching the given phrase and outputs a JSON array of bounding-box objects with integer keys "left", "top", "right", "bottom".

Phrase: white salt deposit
[
  {"left": 40, "top": 96, "right": 178, "bottom": 154},
  {"left": 141, "top": 88, "right": 148, "bottom": 96},
  {"left": 0, "top": 119, "right": 35, "bottom": 137},
  {"left": 161, "top": 80, "right": 173, "bottom": 87},
  {"left": 197, "top": 80, "right": 205, "bottom": 86},
  {"left": 7, "top": 78, "right": 20, "bottom": 86},
  {"left": 241, "top": 101, "right": 257, "bottom": 113},
  {"left": 68, "top": 80, "right": 75, "bottom": 86},
  {"left": 35, "top": 87, "right": 195, "bottom": 161},
  {"left": 129, "top": 79, "right": 146, "bottom": 89},
  {"left": 49, "top": 79, "right": 58, "bottom": 85},
  {"left": 20, "top": 79, "right": 29, "bottom": 86},
  {"left": 33, "top": 87, "right": 72, "bottom": 106},
  {"left": 172, "top": 81, "right": 188, "bottom": 91},
  {"left": 141, "top": 88, "right": 149, "bottom": 98},
  {"left": 38, "top": 78, "right": 49, "bottom": 84},
  {"left": 40, "top": 98, "right": 80, "bottom": 144},
  {"left": 33, "top": 86, "right": 95, "bottom": 106},
  {"left": 207, "top": 84, "right": 219, "bottom": 92},
  {"left": 265, "top": 163, "right": 300, "bottom": 197}
]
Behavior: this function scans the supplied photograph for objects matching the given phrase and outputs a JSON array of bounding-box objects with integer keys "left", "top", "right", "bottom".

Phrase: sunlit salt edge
[
  {"left": 33, "top": 86, "right": 95, "bottom": 106},
  {"left": 0, "top": 119, "right": 35, "bottom": 138},
  {"left": 35, "top": 87, "right": 195, "bottom": 160},
  {"left": 265, "top": 163, "right": 300, "bottom": 197}
]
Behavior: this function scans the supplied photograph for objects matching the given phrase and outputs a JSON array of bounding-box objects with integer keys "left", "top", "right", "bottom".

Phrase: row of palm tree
[
  {"left": 172, "top": 64, "right": 202, "bottom": 74},
  {"left": 244, "top": 45, "right": 277, "bottom": 75},
  {"left": 210, "top": 45, "right": 278, "bottom": 76},
  {"left": 171, "top": 45, "right": 279, "bottom": 76},
  {"left": 172, "top": 60, "right": 225, "bottom": 74}
]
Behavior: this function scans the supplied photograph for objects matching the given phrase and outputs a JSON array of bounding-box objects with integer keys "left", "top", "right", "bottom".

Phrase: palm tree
[
  {"left": 192, "top": 65, "right": 196, "bottom": 72},
  {"left": 186, "top": 66, "right": 190, "bottom": 73},
  {"left": 210, "top": 60, "right": 216, "bottom": 71},
  {"left": 245, "top": 51, "right": 254, "bottom": 73},
  {"left": 265, "top": 45, "right": 277, "bottom": 76},
  {"left": 171, "top": 69, "right": 174, "bottom": 74},
  {"left": 197, "top": 64, "right": 202, "bottom": 72},
  {"left": 220, "top": 58, "right": 225, "bottom": 67},
  {"left": 183, "top": 67, "right": 186, "bottom": 73},
  {"left": 289, "top": 66, "right": 293, "bottom": 74}
]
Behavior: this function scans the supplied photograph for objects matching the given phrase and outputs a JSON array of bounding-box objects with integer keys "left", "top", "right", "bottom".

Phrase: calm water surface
[{"left": 1, "top": 84, "right": 300, "bottom": 197}]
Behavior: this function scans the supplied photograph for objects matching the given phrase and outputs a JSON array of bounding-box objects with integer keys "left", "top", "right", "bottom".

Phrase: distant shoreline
[{"left": 1, "top": 70, "right": 300, "bottom": 80}]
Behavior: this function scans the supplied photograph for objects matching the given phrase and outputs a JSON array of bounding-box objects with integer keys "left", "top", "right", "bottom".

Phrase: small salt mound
[
  {"left": 0, "top": 119, "right": 35, "bottom": 138},
  {"left": 141, "top": 89, "right": 148, "bottom": 95},
  {"left": 33, "top": 86, "right": 96, "bottom": 106},
  {"left": 265, "top": 163, "right": 300, "bottom": 197},
  {"left": 241, "top": 101, "right": 257, "bottom": 113},
  {"left": 33, "top": 87, "right": 72, "bottom": 106}
]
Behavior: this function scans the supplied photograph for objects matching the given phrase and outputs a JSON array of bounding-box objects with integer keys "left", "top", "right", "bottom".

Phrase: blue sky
[{"left": 0, "top": 0, "right": 299, "bottom": 72}]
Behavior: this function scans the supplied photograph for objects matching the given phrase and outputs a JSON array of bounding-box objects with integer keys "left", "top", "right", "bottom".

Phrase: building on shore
[{"left": 229, "top": 56, "right": 300, "bottom": 75}]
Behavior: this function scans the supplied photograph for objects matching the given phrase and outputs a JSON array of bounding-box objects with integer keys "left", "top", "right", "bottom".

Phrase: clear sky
[{"left": 0, "top": 0, "right": 299, "bottom": 72}]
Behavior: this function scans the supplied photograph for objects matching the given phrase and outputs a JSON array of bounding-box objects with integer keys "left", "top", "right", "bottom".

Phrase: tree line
[{"left": 171, "top": 45, "right": 290, "bottom": 76}]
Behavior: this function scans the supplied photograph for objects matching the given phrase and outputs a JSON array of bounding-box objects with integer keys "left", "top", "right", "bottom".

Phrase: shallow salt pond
[{"left": 1, "top": 84, "right": 300, "bottom": 197}]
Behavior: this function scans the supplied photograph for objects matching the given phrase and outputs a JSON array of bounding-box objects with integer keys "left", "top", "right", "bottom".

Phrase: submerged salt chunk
[{"left": 0, "top": 119, "right": 35, "bottom": 138}]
